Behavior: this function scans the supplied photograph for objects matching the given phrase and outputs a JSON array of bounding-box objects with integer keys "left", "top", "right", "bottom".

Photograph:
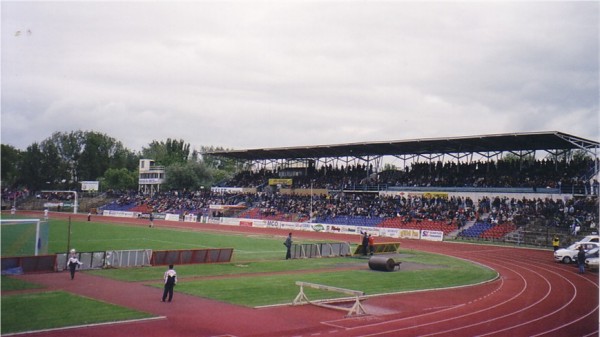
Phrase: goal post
[{"left": 1, "top": 219, "right": 49, "bottom": 256}]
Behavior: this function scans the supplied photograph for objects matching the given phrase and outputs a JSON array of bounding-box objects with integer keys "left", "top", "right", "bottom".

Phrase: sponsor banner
[
  {"left": 280, "top": 221, "right": 299, "bottom": 230},
  {"left": 211, "top": 217, "right": 444, "bottom": 242},
  {"left": 357, "top": 227, "right": 380, "bottom": 237},
  {"left": 422, "top": 192, "right": 449, "bottom": 199},
  {"left": 379, "top": 191, "right": 448, "bottom": 199},
  {"left": 265, "top": 220, "right": 281, "bottom": 229},
  {"left": 44, "top": 202, "right": 63, "bottom": 208},
  {"left": 311, "top": 224, "right": 326, "bottom": 232},
  {"left": 239, "top": 221, "right": 253, "bottom": 227},
  {"left": 211, "top": 187, "right": 244, "bottom": 194},
  {"left": 268, "top": 178, "right": 293, "bottom": 186},
  {"left": 164, "top": 214, "right": 180, "bottom": 222},
  {"left": 249, "top": 219, "right": 268, "bottom": 228},
  {"left": 139, "top": 178, "right": 163, "bottom": 184},
  {"left": 327, "top": 225, "right": 343, "bottom": 233},
  {"left": 380, "top": 227, "right": 401, "bottom": 238},
  {"left": 421, "top": 230, "right": 444, "bottom": 241},
  {"left": 398, "top": 229, "right": 421, "bottom": 239},
  {"left": 209, "top": 204, "right": 247, "bottom": 210},
  {"left": 102, "top": 210, "right": 139, "bottom": 218},
  {"left": 80, "top": 181, "right": 99, "bottom": 191},
  {"left": 183, "top": 214, "right": 197, "bottom": 222},
  {"left": 220, "top": 218, "right": 240, "bottom": 226}
]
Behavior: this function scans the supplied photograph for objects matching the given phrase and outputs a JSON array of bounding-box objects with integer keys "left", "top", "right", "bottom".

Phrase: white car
[
  {"left": 554, "top": 242, "right": 600, "bottom": 264},
  {"left": 578, "top": 235, "right": 599, "bottom": 243},
  {"left": 585, "top": 257, "right": 599, "bottom": 271}
]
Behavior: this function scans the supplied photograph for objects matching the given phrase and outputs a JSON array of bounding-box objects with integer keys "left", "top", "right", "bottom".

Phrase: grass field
[
  {"left": 1, "top": 291, "right": 153, "bottom": 334},
  {"left": 1, "top": 216, "right": 497, "bottom": 333}
]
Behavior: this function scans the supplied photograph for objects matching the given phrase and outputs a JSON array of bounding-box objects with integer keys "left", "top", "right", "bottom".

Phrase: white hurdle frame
[{"left": 293, "top": 281, "right": 368, "bottom": 317}]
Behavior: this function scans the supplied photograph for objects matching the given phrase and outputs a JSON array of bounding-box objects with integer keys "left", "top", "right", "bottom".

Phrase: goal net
[{"left": 1, "top": 219, "right": 49, "bottom": 256}]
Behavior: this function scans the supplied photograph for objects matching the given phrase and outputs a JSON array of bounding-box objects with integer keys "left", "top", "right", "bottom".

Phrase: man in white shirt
[
  {"left": 162, "top": 265, "right": 177, "bottom": 302},
  {"left": 67, "top": 249, "right": 83, "bottom": 280}
]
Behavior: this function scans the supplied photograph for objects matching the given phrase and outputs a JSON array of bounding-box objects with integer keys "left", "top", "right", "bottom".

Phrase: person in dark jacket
[
  {"left": 362, "top": 232, "right": 369, "bottom": 256},
  {"left": 577, "top": 246, "right": 586, "bottom": 274},
  {"left": 284, "top": 233, "right": 293, "bottom": 260}
]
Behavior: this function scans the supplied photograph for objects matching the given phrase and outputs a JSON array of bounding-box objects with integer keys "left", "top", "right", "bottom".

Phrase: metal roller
[{"left": 368, "top": 256, "right": 401, "bottom": 272}]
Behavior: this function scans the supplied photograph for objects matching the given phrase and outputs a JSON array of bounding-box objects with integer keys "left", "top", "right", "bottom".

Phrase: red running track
[{"left": 6, "top": 212, "right": 599, "bottom": 337}]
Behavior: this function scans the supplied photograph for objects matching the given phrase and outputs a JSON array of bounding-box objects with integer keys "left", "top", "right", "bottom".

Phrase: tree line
[{"left": 1, "top": 130, "right": 238, "bottom": 193}]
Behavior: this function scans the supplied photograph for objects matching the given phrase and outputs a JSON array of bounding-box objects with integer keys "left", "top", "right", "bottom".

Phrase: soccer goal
[{"left": 1, "top": 219, "right": 49, "bottom": 256}]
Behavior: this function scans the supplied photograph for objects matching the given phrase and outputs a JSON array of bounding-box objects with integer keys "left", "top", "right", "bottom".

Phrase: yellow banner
[{"left": 268, "top": 178, "right": 293, "bottom": 186}]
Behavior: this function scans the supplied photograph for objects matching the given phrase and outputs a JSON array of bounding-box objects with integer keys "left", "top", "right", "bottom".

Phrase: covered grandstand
[
  {"left": 200, "top": 131, "right": 600, "bottom": 245},
  {"left": 203, "top": 131, "right": 599, "bottom": 174},
  {"left": 97, "top": 131, "right": 598, "bottom": 247}
]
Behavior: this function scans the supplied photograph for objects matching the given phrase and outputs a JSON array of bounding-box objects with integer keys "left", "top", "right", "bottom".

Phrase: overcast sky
[{"left": 2, "top": 1, "right": 598, "bottom": 154}]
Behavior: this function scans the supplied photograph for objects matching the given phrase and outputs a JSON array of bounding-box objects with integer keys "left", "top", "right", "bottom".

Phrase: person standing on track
[
  {"left": 284, "top": 233, "right": 293, "bottom": 260},
  {"left": 162, "top": 265, "right": 177, "bottom": 302},
  {"left": 67, "top": 249, "right": 83, "bottom": 280},
  {"left": 149, "top": 213, "right": 154, "bottom": 228},
  {"left": 577, "top": 245, "right": 587, "bottom": 274},
  {"left": 552, "top": 235, "right": 560, "bottom": 251}
]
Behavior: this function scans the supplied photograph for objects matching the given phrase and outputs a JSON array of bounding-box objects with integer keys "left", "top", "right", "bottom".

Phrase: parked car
[
  {"left": 554, "top": 242, "right": 600, "bottom": 264},
  {"left": 578, "top": 235, "right": 599, "bottom": 243},
  {"left": 585, "top": 257, "right": 599, "bottom": 271},
  {"left": 585, "top": 247, "right": 599, "bottom": 259}
]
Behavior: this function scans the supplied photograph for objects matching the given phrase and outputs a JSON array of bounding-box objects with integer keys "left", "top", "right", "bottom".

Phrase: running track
[{"left": 6, "top": 212, "right": 599, "bottom": 337}]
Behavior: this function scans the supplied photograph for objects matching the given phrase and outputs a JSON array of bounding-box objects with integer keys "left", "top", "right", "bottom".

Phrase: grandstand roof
[{"left": 204, "top": 131, "right": 599, "bottom": 161}]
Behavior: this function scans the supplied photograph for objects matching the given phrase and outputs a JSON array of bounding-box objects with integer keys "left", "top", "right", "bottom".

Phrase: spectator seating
[{"left": 378, "top": 217, "right": 458, "bottom": 235}]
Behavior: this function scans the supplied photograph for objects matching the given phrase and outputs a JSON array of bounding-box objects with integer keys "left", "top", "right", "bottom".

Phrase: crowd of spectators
[
  {"left": 96, "top": 157, "right": 599, "bottom": 237},
  {"left": 104, "top": 187, "right": 598, "bottom": 236},
  {"left": 224, "top": 158, "right": 599, "bottom": 193}
]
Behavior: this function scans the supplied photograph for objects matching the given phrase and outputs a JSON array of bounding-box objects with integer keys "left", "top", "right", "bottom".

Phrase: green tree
[
  {"left": 100, "top": 168, "right": 138, "bottom": 191},
  {"left": 20, "top": 143, "right": 46, "bottom": 191},
  {"left": 200, "top": 146, "right": 239, "bottom": 184},
  {"left": 41, "top": 141, "right": 69, "bottom": 189},
  {"left": 164, "top": 161, "right": 213, "bottom": 191},
  {"left": 77, "top": 131, "right": 131, "bottom": 182},
  {"left": 38, "top": 131, "right": 138, "bottom": 189},
  {"left": 44, "top": 131, "right": 83, "bottom": 184},
  {"left": 110, "top": 145, "right": 140, "bottom": 172},
  {"left": 142, "top": 138, "right": 190, "bottom": 166},
  {"left": 1, "top": 144, "right": 22, "bottom": 187}
]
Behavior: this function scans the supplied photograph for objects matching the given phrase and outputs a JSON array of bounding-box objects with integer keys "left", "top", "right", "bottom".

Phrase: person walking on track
[
  {"left": 67, "top": 249, "right": 83, "bottom": 280},
  {"left": 162, "top": 265, "right": 177, "bottom": 302}
]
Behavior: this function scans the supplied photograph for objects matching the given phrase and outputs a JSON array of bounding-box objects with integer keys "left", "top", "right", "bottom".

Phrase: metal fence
[{"left": 290, "top": 242, "right": 352, "bottom": 259}]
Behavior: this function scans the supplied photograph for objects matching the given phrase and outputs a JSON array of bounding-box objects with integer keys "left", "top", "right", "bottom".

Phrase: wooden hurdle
[{"left": 293, "top": 281, "right": 368, "bottom": 317}]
